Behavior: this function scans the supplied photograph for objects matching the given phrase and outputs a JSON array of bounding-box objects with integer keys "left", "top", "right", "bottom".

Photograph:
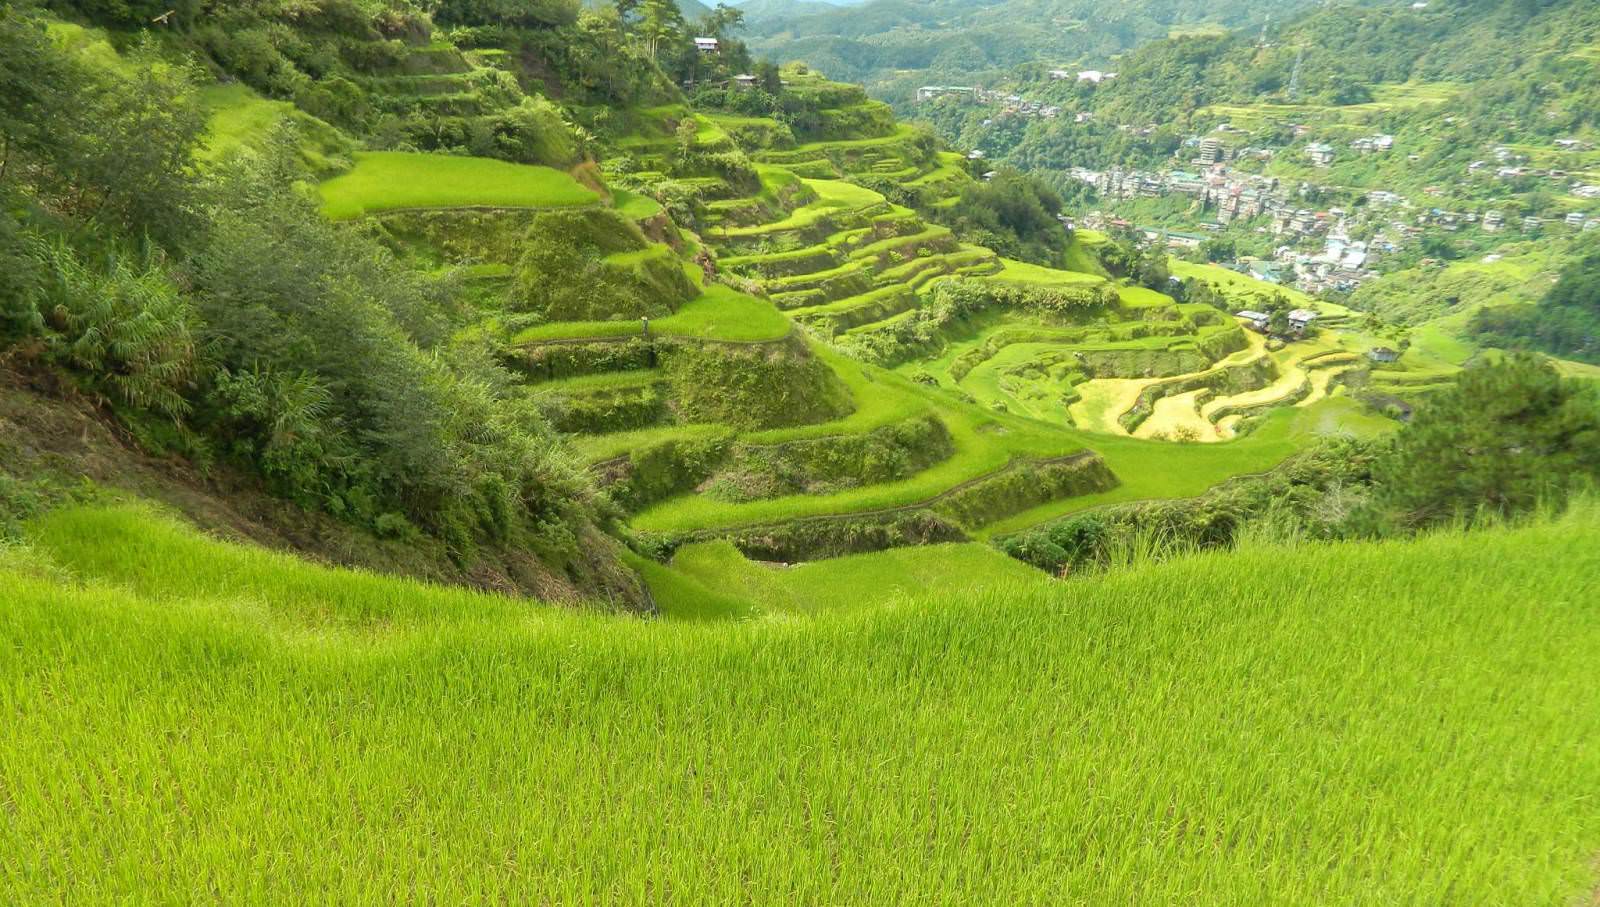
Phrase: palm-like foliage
[{"left": 29, "top": 241, "right": 196, "bottom": 419}]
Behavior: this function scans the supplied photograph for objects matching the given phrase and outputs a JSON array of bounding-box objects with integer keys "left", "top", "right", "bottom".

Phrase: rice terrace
[{"left": 2, "top": 0, "right": 1598, "bottom": 901}]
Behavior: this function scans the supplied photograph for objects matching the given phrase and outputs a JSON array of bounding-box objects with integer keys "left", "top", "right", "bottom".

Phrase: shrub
[
  {"left": 23, "top": 242, "right": 196, "bottom": 420},
  {"left": 1373, "top": 355, "right": 1600, "bottom": 528}
]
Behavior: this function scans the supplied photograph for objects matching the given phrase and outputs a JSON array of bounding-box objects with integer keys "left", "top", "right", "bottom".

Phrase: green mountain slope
[
  {"left": 932, "top": 0, "right": 1600, "bottom": 199},
  {"left": 2, "top": 502, "right": 1596, "bottom": 899},
  {"left": 906, "top": 0, "right": 1600, "bottom": 383},
  {"left": 8, "top": 3, "right": 1397, "bottom": 585},
  {"left": 737, "top": 0, "right": 1317, "bottom": 108}
]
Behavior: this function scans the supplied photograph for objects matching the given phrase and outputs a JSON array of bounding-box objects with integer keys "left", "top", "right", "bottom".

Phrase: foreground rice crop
[{"left": 2, "top": 505, "right": 1597, "bottom": 901}]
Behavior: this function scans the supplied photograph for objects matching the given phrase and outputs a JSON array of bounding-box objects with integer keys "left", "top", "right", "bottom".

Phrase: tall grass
[{"left": 2, "top": 504, "right": 1598, "bottom": 902}]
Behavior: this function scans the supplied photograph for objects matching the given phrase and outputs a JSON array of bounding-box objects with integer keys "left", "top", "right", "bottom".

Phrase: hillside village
[{"left": 1050, "top": 125, "right": 1600, "bottom": 299}]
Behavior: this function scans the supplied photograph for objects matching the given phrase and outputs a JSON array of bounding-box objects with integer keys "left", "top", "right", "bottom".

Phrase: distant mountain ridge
[{"left": 735, "top": 0, "right": 1318, "bottom": 108}]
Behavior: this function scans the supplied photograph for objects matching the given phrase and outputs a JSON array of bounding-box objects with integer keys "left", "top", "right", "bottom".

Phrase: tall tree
[
  {"left": 1374, "top": 355, "right": 1600, "bottom": 527},
  {"left": 636, "top": 0, "right": 683, "bottom": 61}
]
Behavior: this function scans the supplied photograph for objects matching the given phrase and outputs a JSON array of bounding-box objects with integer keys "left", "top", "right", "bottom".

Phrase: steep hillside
[
  {"left": 6, "top": 1, "right": 1398, "bottom": 591},
  {"left": 928, "top": 0, "right": 1600, "bottom": 202}
]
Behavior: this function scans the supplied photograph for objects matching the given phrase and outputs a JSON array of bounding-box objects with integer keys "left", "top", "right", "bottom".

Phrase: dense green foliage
[
  {"left": 1472, "top": 244, "right": 1600, "bottom": 362},
  {"left": 934, "top": 167, "right": 1068, "bottom": 265},
  {"left": 1374, "top": 354, "right": 1600, "bottom": 527},
  {"left": 0, "top": 10, "right": 622, "bottom": 581},
  {"left": 735, "top": 0, "right": 1310, "bottom": 109}
]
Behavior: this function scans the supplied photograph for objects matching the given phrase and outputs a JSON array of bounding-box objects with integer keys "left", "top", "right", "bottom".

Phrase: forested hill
[
  {"left": 924, "top": 0, "right": 1600, "bottom": 172},
  {"left": 734, "top": 0, "right": 1316, "bottom": 109},
  {"left": 905, "top": 0, "right": 1600, "bottom": 230},
  {"left": 1057, "top": 0, "right": 1600, "bottom": 128}
]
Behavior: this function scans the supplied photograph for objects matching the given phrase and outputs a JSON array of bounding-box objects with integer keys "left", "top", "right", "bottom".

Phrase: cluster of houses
[
  {"left": 1076, "top": 130, "right": 1597, "bottom": 264},
  {"left": 914, "top": 85, "right": 1063, "bottom": 119},
  {"left": 1234, "top": 308, "right": 1319, "bottom": 339},
  {"left": 1053, "top": 121, "right": 1600, "bottom": 307},
  {"left": 1048, "top": 69, "right": 1117, "bottom": 84}
]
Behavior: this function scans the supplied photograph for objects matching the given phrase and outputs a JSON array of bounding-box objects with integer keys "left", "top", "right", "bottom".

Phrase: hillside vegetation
[
  {"left": 735, "top": 0, "right": 1315, "bottom": 109},
  {"left": 6, "top": 0, "right": 1580, "bottom": 587},
  {"left": 925, "top": 0, "right": 1600, "bottom": 207},
  {"left": 4, "top": 0, "right": 1600, "bottom": 898}
]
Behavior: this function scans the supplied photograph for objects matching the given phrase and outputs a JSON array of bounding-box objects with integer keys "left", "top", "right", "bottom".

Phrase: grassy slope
[
  {"left": 513, "top": 283, "right": 791, "bottom": 343},
  {"left": 1171, "top": 259, "right": 1319, "bottom": 308},
  {"left": 319, "top": 151, "right": 598, "bottom": 219},
  {"left": 982, "top": 398, "right": 1391, "bottom": 537},
  {"left": 660, "top": 540, "right": 1056, "bottom": 616},
  {"left": 630, "top": 354, "right": 1092, "bottom": 533},
  {"left": 991, "top": 256, "right": 1107, "bottom": 287},
  {"left": 3, "top": 504, "right": 1597, "bottom": 901}
]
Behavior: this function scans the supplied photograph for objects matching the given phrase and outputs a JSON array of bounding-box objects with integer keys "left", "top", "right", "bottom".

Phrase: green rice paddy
[
  {"left": 319, "top": 151, "right": 598, "bottom": 219},
  {"left": 4, "top": 503, "right": 1597, "bottom": 901},
  {"left": 513, "top": 285, "right": 791, "bottom": 343},
  {"left": 992, "top": 256, "right": 1108, "bottom": 287}
]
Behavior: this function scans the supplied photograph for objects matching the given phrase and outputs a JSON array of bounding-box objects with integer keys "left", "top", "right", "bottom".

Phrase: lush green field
[
  {"left": 991, "top": 256, "right": 1107, "bottom": 287},
  {"left": 612, "top": 187, "right": 664, "bottom": 219},
  {"left": 3, "top": 503, "right": 1598, "bottom": 901},
  {"left": 659, "top": 540, "right": 1056, "bottom": 616},
  {"left": 982, "top": 397, "right": 1392, "bottom": 537},
  {"left": 319, "top": 152, "right": 598, "bottom": 219},
  {"left": 513, "top": 284, "right": 791, "bottom": 343}
]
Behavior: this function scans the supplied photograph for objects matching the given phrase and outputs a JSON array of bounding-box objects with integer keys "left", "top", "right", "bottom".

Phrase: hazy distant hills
[{"left": 734, "top": 0, "right": 1317, "bottom": 107}]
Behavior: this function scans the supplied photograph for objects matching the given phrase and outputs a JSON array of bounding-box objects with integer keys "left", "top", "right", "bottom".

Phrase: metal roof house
[
  {"left": 1236, "top": 310, "right": 1271, "bottom": 332},
  {"left": 1287, "top": 309, "right": 1318, "bottom": 336}
]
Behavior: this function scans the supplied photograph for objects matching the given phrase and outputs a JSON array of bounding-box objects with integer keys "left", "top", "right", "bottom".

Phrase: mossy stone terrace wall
[
  {"left": 701, "top": 415, "right": 954, "bottom": 502},
  {"left": 1120, "top": 355, "right": 1278, "bottom": 433},
  {"left": 702, "top": 510, "right": 968, "bottom": 563},
  {"left": 660, "top": 335, "right": 852, "bottom": 430},
  {"left": 931, "top": 454, "right": 1117, "bottom": 528},
  {"left": 511, "top": 338, "right": 655, "bottom": 384},
  {"left": 598, "top": 435, "right": 734, "bottom": 513}
]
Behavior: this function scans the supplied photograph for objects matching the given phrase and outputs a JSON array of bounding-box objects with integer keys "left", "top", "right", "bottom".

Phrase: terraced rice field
[
  {"left": 513, "top": 285, "right": 791, "bottom": 344},
  {"left": 319, "top": 151, "right": 598, "bottom": 219},
  {"left": 306, "top": 84, "right": 1411, "bottom": 554},
  {"left": 1198, "top": 82, "right": 1462, "bottom": 127}
]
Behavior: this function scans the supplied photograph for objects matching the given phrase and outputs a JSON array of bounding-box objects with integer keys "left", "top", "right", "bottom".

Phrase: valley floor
[{"left": 2, "top": 504, "right": 1597, "bottom": 901}]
